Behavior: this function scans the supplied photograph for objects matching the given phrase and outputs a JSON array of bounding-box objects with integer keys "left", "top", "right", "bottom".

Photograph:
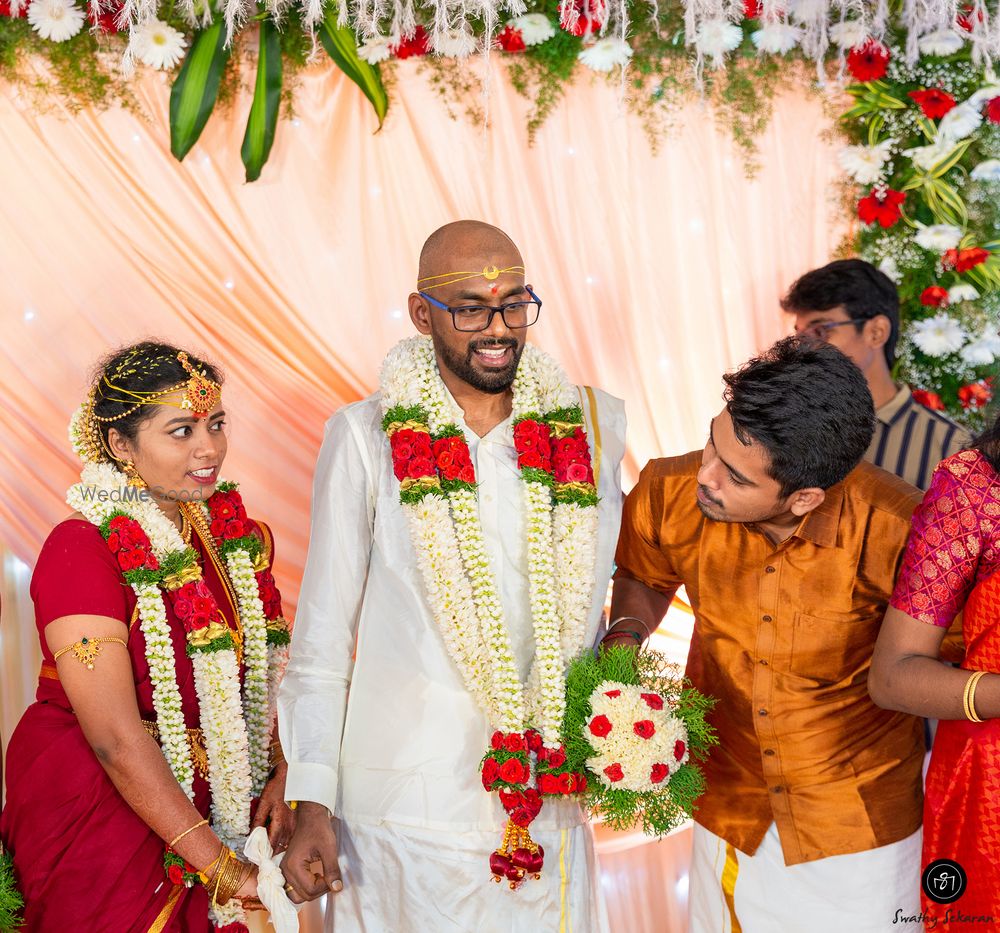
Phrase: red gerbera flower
[
  {"left": 943, "top": 247, "right": 990, "bottom": 273},
  {"left": 959, "top": 380, "right": 993, "bottom": 410},
  {"left": 0, "top": 0, "right": 29, "bottom": 16},
  {"left": 743, "top": 0, "right": 761, "bottom": 17},
  {"left": 392, "top": 25, "right": 429, "bottom": 59},
  {"left": 857, "top": 188, "right": 905, "bottom": 228},
  {"left": 496, "top": 25, "right": 525, "bottom": 52},
  {"left": 920, "top": 286, "right": 950, "bottom": 307},
  {"left": 847, "top": 42, "right": 890, "bottom": 82},
  {"left": 912, "top": 389, "right": 947, "bottom": 411},
  {"left": 986, "top": 97, "right": 1000, "bottom": 124},
  {"left": 908, "top": 88, "right": 957, "bottom": 119}
]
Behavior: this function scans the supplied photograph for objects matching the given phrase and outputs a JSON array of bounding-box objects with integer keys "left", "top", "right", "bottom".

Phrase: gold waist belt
[{"left": 142, "top": 719, "right": 209, "bottom": 780}]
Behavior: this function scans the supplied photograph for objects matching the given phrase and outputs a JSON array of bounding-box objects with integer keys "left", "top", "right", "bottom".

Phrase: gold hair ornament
[{"left": 417, "top": 265, "right": 526, "bottom": 292}]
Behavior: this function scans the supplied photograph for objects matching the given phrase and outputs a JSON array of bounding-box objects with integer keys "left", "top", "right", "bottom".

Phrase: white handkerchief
[{"left": 244, "top": 825, "right": 303, "bottom": 932}]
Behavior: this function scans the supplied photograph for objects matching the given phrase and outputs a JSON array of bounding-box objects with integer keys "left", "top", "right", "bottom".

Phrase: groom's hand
[{"left": 281, "top": 801, "right": 343, "bottom": 903}]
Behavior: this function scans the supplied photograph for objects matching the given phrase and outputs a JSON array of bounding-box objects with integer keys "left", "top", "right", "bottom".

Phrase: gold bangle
[
  {"left": 965, "top": 670, "right": 988, "bottom": 723},
  {"left": 198, "top": 845, "right": 227, "bottom": 886},
  {"left": 168, "top": 817, "right": 208, "bottom": 849},
  {"left": 52, "top": 636, "right": 128, "bottom": 670}
]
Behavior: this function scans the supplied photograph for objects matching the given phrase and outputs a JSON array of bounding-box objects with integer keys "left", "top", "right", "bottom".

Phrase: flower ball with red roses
[{"left": 584, "top": 681, "right": 689, "bottom": 792}]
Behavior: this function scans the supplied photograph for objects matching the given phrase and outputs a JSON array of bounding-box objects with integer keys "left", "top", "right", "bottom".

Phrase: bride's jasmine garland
[
  {"left": 379, "top": 335, "right": 600, "bottom": 887},
  {"left": 65, "top": 457, "right": 290, "bottom": 929}
]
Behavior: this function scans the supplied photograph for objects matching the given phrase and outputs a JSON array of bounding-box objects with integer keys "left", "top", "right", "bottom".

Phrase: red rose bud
[
  {"left": 547, "top": 748, "right": 566, "bottom": 768},
  {"left": 641, "top": 692, "right": 664, "bottom": 710},
  {"left": 911, "top": 388, "right": 947, "bottom": 411},
  {"left": 987, "top": 97, "right": 1000, "bottom": 124},
  {"left": 392, "top": 24, "right": 429, "bottom": 58},
  {"left": 523, "top": 788, "right": 542, "bottom": 813},
  {"left": 106, "top": 531, "right": 120, "bottom": 551},
  {"left": 167, "top": 863, "right": 184, "bottom": 885},
  {"left": 846, "top": 41, "right": 890, "bottom": 82},
  {"left": 538, "top": 774, "right": 558, "bottom": 794},
  {"left": 589, "top": 714, "right": 613, "bottom": 737},
  {"left": 407, "top": 457, "right": 436, "bottom": 479},
  {"left": 566, "top": 462, "right": 591, "bottom": 483},
  {"left": 920, "top": 286, "right": 950, "bottom": 307},
  {"left": 491, "top": 730, "right": 505, "bottom": 749},
  {"left": 525, "top": 729, "right": 543, "bottom": 752},
  {"left": 109, "top": 515, "right": 129, "bottom": 529},
  {"left": 603, "top": 689, "right": 621, "bottom": 698},
  {"left": 460, "top": 466, "right": 476, "bottom": 483},
  {"left": 908, "top": 88, "right": 957, "bottom": 119},
  {"left": 557, "top": 772, "right": 575, "bottom": 794},
  {"left": 499, "top": 758, "right": 527, "bottom": 784},
  {"left": 650, "top": 763, "right": 669, "bottom": 784},
  {"left": 603, "top": 763, "right": 624, "bottom": 783},
  {"left": 633, "top": 720, "right": 656, "bottom": 740},
  {"left": 481, "top": 757, "right": 500, "bottom": 789},
  {"left": 510, "top": 807, "right": 533, "bottom": 827},
  {"left": 857, "top": 188, "right": 905, "bottom": 228},
  {"left": 504, "top": 733, "right": 526, "bottom": 753},
  {"left": 217, "top": 502, "right": 235, "bottom": 519},
  {"left": 674, "top": 740, "right": 687, "bottom": 761}
]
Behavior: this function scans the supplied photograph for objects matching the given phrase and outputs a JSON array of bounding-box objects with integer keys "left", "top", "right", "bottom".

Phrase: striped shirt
[{"left": 867, "top": 384, "right": 970, "bottom": 490}]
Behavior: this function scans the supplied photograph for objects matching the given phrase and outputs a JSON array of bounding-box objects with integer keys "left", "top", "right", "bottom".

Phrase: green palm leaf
[
  {"left": 318, "top": 12, "right": 388, "bottom": 128},
  {"left": 169, "top": 21, "right": 231, "bottom": 161},
  {"left": 241, "top": 19, "right": 283, "bottom": 182}
]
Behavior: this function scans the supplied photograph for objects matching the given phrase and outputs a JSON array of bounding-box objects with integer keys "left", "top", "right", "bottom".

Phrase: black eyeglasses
[
  {"left": 419, "top": 285, "right": 542, "bottom": 332},
  {"left": 801, "top": 319, "right": 865, "bottom": 341}
]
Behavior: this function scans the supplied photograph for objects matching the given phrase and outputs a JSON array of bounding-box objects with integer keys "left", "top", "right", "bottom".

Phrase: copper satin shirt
[{"left": 615, "top": 452, "right": 925, "bottom": 865}]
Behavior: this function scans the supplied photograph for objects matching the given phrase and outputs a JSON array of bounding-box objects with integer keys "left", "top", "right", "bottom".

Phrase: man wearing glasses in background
[
  {"left": 784, "top": 258, "right": 968, "bottom": 491},
  {"left": 277, "top": 221, "right": 626, "bottom": 931}
]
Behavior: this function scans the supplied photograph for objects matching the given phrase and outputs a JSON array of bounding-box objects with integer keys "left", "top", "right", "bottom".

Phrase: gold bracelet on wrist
[
  {"left": 608, "top": 615, "right": 653, "bottom": 642},
  {"left": 964, "top": 670, "right": 988, "bottom": 723},
  {"left": 168, "top": 817, "right": 208, "bottom": 849}
]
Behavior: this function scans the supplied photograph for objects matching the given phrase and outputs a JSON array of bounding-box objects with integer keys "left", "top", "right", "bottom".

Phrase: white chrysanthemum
[
  {"left": 949, "top": 283, "right": 980, "bottom": 303},
  {"left": 751, "top": 22, "right": 802, "bottom": 54},
  {"left": 914, "top": 223, "right": 964, "bottom": 252},
  {"left": 358, "top": 37, "right": 392, "bottom": 64},
  {"left": 694, "top": 19, "right": 744, "bottom": 60},
  {"left": 27, "top": 0, "right": 85, "bottom": 41},
  {"left": 829, "top": 19, "right": 868, "bottom": 49},
  {"left": 971, "top": 159, "right": 1000, "bottom": 181},
  {"left": 911, "top": 313, "right": 967, "bottom": 357},
  {"left": 432, "top": 27, "right": 476, "bottom": 57},
  {"left": 918, "top": 28, "right": 965, "bottom": 57},
  {"left": 787, "top": 0, "right": 826, "bottom": 23},
  {"left": 838, "top": 139, "right": 893, "bottom": 184},
  {"left": 133, "top": 19, "right": 187, "bottom": 70},
  {"left": 508, "top": 12, "right": 555, "bottom": 46},
  {"left": 878, "top": 257, "right": 901, "bottom": 283},
  {"left": 961, "top": 339, "right": 996, "bottom": 366},
  {"left": 904, "top": 139, "right": 959, "bottom": 172},
  {"left": 578, "top": 37, "right": 633, "bottom": 72},
  {"left": 938, "top": 102, "right": 983, "bottom": 143}
]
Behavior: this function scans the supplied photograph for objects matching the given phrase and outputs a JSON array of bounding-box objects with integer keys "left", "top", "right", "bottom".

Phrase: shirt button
[
  {"left": 758, "top": 709, "right": 768, "bottom": 716},
  {"left": 771, "top": 785, "right": 784, "bottom": 794},
  {"left": 764, "top": 749, "right": 776, "bottom": 756},
  {"left": 765, "top": 566, "right": 776, "bottom": 574},
  {"left": 759, "top": 659, "right": 769, "bottom": 666},
  {"left": 762, "top": 614, "right": 772, "bottom": 622}
]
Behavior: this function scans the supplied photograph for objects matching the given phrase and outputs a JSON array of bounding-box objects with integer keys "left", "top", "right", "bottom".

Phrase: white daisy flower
[
  {"left": 694, "top": 18, "right": 743, "bottom": 61},
  {"left": 960, "top": 339, "right": 995, "bottom": 366},
  {"left": 948, "top": 283, "right": 980, "bottom": 303},
  {"left": 751, "top": 22, "right": 803, "bottom": 54},
  {"left": 838, "top": 139, "right": 893, "bottom": 184},
  {"left": 358, "top": 36, "right": 392, "bottom": 64},
  {"left": 507, "top": 13, "right": 555, "bottom": 46},
  {"left": 27, "top": 0, "right": 85, "bottom": 41},
  {"left": 133, "top": 19, "right": 187, "bottom": 70},
  {"left": 578, "top": 37, "right": 633, "bottom": 72},
  {"left": 911, "top": 313, "right": 967, "bottom": 357},
  {"left": 938, "top": 102, "right": 983, "bottom": 143},
  {"left": 914, "top": 223, "right": 964, "bottom": 252},
  {"left": 829, "top": 19, "right": 869, "bottom": 49},
  {"left": 917, "top": 28, "right": 965, "bottom": 57},
  {"left": 971, "top": 159, "right": 1000, "bottom": 181},
  {"left": 432, "top": 27, "right": 477, "bottom": 57},
  {"left": 904, "top": 139, "right": 959, "bottom": 172}
]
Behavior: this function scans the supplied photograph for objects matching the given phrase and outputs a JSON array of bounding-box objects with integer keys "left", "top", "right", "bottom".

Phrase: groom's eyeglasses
[
  {"left": 800, "top": 319, "right": 865, "bottom": 341},
  {"left": 419, "top": 286, "right": 542, "bottom": 332}
]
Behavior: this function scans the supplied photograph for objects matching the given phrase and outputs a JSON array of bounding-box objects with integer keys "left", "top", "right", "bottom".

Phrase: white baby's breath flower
[
  {"left": 838, "top": 139, "right": 893, "bottom": 185},
  {"left": 911, "top": 313, "right": 967, "bottom": 357},
  {"left": 914, "top": 223, "right": 964, "bottom": 252}
]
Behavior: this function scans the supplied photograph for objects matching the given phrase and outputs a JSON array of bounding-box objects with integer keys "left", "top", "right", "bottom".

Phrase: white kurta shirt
[{"left": 279, "top": 387, "right": 626, "bottom": 834}]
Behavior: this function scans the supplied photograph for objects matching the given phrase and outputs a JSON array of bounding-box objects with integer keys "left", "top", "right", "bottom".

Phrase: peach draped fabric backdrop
[{"left": 0, "top": 57, "right": 847, "bottom": 931}]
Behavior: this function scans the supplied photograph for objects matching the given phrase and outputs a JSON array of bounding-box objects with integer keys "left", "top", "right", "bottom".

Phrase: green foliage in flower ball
[
  {"left": 561, "top": 644, "right": 717, "bottom": 836},
  {"left": 0, "top": 848, "right": 23, "bottom": 932}
]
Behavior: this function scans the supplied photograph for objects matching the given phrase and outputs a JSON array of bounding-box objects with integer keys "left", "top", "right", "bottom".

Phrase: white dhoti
[
  {"left": 327, "top": 820, "right": 610, "bottom": 933},
  {"left": 689, "top": 822, "right": 922, "bottom": 933}
]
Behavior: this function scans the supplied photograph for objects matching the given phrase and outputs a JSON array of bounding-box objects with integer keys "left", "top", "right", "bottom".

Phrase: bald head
[{"left": 417, "top": 221, "right": 523, "bottom": 285}]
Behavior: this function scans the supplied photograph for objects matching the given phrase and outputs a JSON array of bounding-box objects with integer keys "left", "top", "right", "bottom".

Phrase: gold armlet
[{"left": 52, "top": 636, "right": 127, "bottom": 670}]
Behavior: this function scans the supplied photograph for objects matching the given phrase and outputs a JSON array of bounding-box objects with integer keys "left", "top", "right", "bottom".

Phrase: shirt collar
[
  {"left": 793, "top": 480, "right": 845, "bottom": 549},
  {"left": 875, "top": 384, "right": 911, "bottom": 426}
]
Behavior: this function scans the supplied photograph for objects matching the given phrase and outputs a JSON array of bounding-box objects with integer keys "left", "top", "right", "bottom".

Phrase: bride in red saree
[
  {"left": 870, "top": 437, "right": 1000, "bottom": 929},
  {"left": 0, "top": 342, "right": 295, "bottom": 932}
]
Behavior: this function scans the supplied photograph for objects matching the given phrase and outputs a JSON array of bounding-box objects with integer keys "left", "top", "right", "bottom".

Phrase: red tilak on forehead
[{"left": 491, "top": 284, "right": 499, "bottom": 294}]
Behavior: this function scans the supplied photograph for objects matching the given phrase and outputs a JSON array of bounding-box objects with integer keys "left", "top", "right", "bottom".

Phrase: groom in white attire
[{"left": 278, "top": 221, "right": 626, "bottom": 931}]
